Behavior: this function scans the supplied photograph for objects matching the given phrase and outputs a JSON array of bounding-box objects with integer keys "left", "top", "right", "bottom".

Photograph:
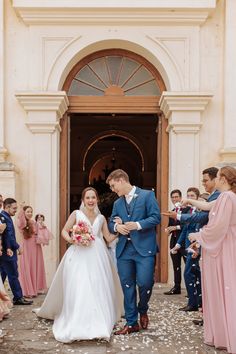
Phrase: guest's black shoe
[
  {"left": 193, "top": 319, "right": 203, "bottom": 326},
  {"left": 179, "top": 305, "right": 198, "bottom": 312},
  {"left": 13, "top": 297, "right": 33, "bottom": 305},
  {"left": 164, "top": 287, "right": 181, "bottom": 295}
]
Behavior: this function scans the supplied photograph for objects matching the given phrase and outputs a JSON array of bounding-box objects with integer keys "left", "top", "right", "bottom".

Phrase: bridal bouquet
[{"left": 71, "top": 221, "right": 95, "bottom": 247}]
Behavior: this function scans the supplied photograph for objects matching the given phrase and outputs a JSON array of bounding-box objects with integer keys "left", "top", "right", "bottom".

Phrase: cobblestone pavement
[{"left": 0, "top": 284, "right": 226, "bottom": 354}]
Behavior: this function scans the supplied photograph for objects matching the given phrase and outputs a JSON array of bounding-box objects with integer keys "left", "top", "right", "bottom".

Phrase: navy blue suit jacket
[
  {"left": 108, "top": 187, "right": 161, "bottom": 258},
  {"left": 0, "top": 211, "right": 20, "bottom": 262},
  {"left": 180, "top": 190, "right": 220, "bottom": 227}
]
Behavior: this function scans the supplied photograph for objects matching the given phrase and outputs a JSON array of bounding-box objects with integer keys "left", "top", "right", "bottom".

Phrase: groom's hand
[
  {"left": 116, "top": 224, "right": 130, "bottom": 235},
  {"left": 124, "top": 222, "right": 138, "bottom": 231}
]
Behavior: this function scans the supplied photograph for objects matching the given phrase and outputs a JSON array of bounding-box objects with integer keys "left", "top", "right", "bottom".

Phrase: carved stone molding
[
  {"left": 25, "top": 122, "right": 61, "bottom": 134},
  {"left": 15, "top": 91, "right": 69, "bottom": 118},
  {"left": 220, "top": 148, "right": 236, "bottom": 163},
  {"left": 15, "top": 91, "right": 69, "bottom": 133},
  {"left": 12, "top": 0, "right": 216, "bottom": 26},
  {"left": 159, "top": 91, "right": 213, "bottom": 119}
]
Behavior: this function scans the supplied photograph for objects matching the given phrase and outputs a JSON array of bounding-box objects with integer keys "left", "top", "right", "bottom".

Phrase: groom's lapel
[
  {"left": 121, "top": 197, "right": 129, "bottom": 217},
  {"left": 128, "top": 188, "right": 140, "bottom": 218}
]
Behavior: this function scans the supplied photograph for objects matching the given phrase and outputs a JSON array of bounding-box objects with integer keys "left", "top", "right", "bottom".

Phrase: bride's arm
[
  {"left": 102, "top": 218, "right": 118, "bottom": 243},
  {"left": 61, "top": 211, "right": 76, "bottom": 244},
  {"left": 182, "top": 198, "right": 215, "bottom": 211}
]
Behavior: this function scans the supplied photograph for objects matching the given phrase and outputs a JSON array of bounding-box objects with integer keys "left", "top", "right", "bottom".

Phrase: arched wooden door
[{"left": 60, "top": 49, "right": 168, "bottom": 282}]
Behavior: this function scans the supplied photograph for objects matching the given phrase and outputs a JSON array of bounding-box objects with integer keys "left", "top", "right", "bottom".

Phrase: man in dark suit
[
  {"left": 164, "top": 167, "right": 220, "bottom": 229},
  {"left": 164, "top": 189, "right": 186, "bottom": 295},
  {"left": 107, "top": 169, "right": 161, "bottom": 334},
  {"left": 177, "top": 167, "right": 220, "bottom": 226},
  {"left": 0, "top": 198, "right": 33, "bottom": 305}
]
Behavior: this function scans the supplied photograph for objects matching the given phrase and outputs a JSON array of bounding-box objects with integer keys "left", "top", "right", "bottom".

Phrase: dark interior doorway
[{"left": 69, "top": 113, "right": 158, "bottom": 218}]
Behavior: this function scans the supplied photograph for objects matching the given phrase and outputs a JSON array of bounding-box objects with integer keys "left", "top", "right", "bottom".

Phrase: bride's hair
[{"left": 81, "top": 187, "right": 99, "bottom": 201}]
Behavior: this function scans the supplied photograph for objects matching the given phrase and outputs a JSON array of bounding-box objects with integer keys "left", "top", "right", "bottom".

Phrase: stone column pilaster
[
  {"left": 0, "top": 0, "right": 7, "bottom": 162},
  {"left": 15, "top": 91, "right": 69, "bottom": 284},
  {"left": 220, "top": 0, "right": 236, "bottom": 164},
  {"left": 160, "top": 92, "right": 213, "bottom": 194},
  {"left": 0, "top": 0, "right": 19, "bottom": 197}
]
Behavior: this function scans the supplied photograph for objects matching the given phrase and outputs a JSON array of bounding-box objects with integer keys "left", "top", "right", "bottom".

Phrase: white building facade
[{"left": 0, "top": 0, "right": 236, "bottom": 284}]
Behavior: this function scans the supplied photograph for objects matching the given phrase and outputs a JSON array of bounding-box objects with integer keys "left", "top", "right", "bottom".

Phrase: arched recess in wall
[
  {"left": 60, "top": 48, "right": 169, "bottom": 282},
  {"left": 82, "top": 130, "right": 145, "bottom": 172}
]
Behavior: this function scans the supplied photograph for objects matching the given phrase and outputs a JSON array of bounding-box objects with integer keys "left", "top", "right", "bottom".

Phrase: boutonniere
[{"left": 133, "top": 193, "right": 138, "bottom": 199}]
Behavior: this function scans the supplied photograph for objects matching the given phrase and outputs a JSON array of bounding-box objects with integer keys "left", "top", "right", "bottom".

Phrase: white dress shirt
[{"left": 114, "top": 186, "right": 141, "bottom": 231}]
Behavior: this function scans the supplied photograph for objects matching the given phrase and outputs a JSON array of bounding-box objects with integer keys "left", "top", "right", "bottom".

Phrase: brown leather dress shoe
[
  {"left": 114, "top": 324, "right": 140, "bottom": 335},
  {"left": 140, "top": 313, "right": 149, "bottom": 329}
]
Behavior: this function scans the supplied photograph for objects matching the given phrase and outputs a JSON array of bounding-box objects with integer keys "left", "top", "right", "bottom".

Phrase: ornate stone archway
[{"left": 59, "top": 48, "right": 169, "bottom": 281}]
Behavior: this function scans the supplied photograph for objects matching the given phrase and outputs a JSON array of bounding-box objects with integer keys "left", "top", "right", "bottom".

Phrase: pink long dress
[
  {"left": 194, "top": 191, "right": 236, "bottom": 354},
  {"left": 17, "top": 210, "right": 47, "bottom": 297}
]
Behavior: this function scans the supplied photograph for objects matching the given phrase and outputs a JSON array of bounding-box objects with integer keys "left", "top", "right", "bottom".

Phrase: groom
[{"left": 107, "top": 169, "right": 161, "bottom": 334}]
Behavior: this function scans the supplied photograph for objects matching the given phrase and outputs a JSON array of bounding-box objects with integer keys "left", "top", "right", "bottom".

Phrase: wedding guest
[
  {"left": 172, "top": 187, "right": 202, "bottom": 312},
  {"left": 164, "top": 189, "right": 186, "bottom": 295},
  {"left": 35, "top": 214, "right": 53, "bottom": 246},
  {"left": 163, "top": 167, "right": 220, "bottom": 325},
  {"left": 164, "top": 168, "right": 220, "bottom": 226},
  {"left": 0, "top": 198, "right": 33, "bottom": 305},
  {"left": 35, "top": 187, "right": 123, "bottom": 343},
  {"left": 188, "top": 166, "right": 236, "bottom": 354},
  {"left": 17, "top": 204, "right": 47, "bottom": 298},
  {"left": 0, "top": 195, "right": 7, "bottom": 284},
  {"left": 107, "top": 169, "right": 161, "bottom": 334}
]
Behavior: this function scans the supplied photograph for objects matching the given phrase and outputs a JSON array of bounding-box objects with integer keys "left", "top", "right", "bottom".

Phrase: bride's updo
[{"left": 219, "top": 166, "right": 236, "bottom": 193}]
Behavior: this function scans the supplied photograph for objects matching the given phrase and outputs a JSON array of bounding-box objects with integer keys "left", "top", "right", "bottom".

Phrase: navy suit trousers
[
  {"left": 1, "top": 260, "right": 23, "bottom": 301},
  {"left": 184, "top": 254, "right": 202, "bottom": 308},
  {"left": 117, "top": 240, "right": 155, "bottom": 326}
]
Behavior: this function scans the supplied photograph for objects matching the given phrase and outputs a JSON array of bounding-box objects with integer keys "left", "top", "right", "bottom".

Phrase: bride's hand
[
  {"left": 113, "top": 216, "right": 122, "bottom": 224},
  {"left": 67, "top": 237, "right": 75, "bottom": 245}
]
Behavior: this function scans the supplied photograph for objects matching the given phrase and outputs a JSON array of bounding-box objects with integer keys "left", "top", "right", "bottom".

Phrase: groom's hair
[{"left": 106, "top": 169, "right": 130, "bottom": 183}]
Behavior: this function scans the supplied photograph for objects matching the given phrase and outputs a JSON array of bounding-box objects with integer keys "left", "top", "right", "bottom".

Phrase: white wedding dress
[{"left": 35, "top": 210, "right": 123, "bottom": 343}]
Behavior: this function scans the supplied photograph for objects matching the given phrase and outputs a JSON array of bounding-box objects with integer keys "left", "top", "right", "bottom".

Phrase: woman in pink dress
[
  {"left": 17, "top": 205, "right": 47, "bottom": 297},
  {"left": 189, "top": 166, "right": 236, "bottom": 354}
]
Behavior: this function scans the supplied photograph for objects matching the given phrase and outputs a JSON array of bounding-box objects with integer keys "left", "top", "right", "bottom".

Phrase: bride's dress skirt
[{"left": 35, "top": 213, "right": 123, "bottom": 343}]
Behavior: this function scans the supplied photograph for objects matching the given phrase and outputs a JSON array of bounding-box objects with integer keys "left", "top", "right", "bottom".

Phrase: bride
[{"left": 35, "top": 187, "right": 123, "bottom": 343}]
